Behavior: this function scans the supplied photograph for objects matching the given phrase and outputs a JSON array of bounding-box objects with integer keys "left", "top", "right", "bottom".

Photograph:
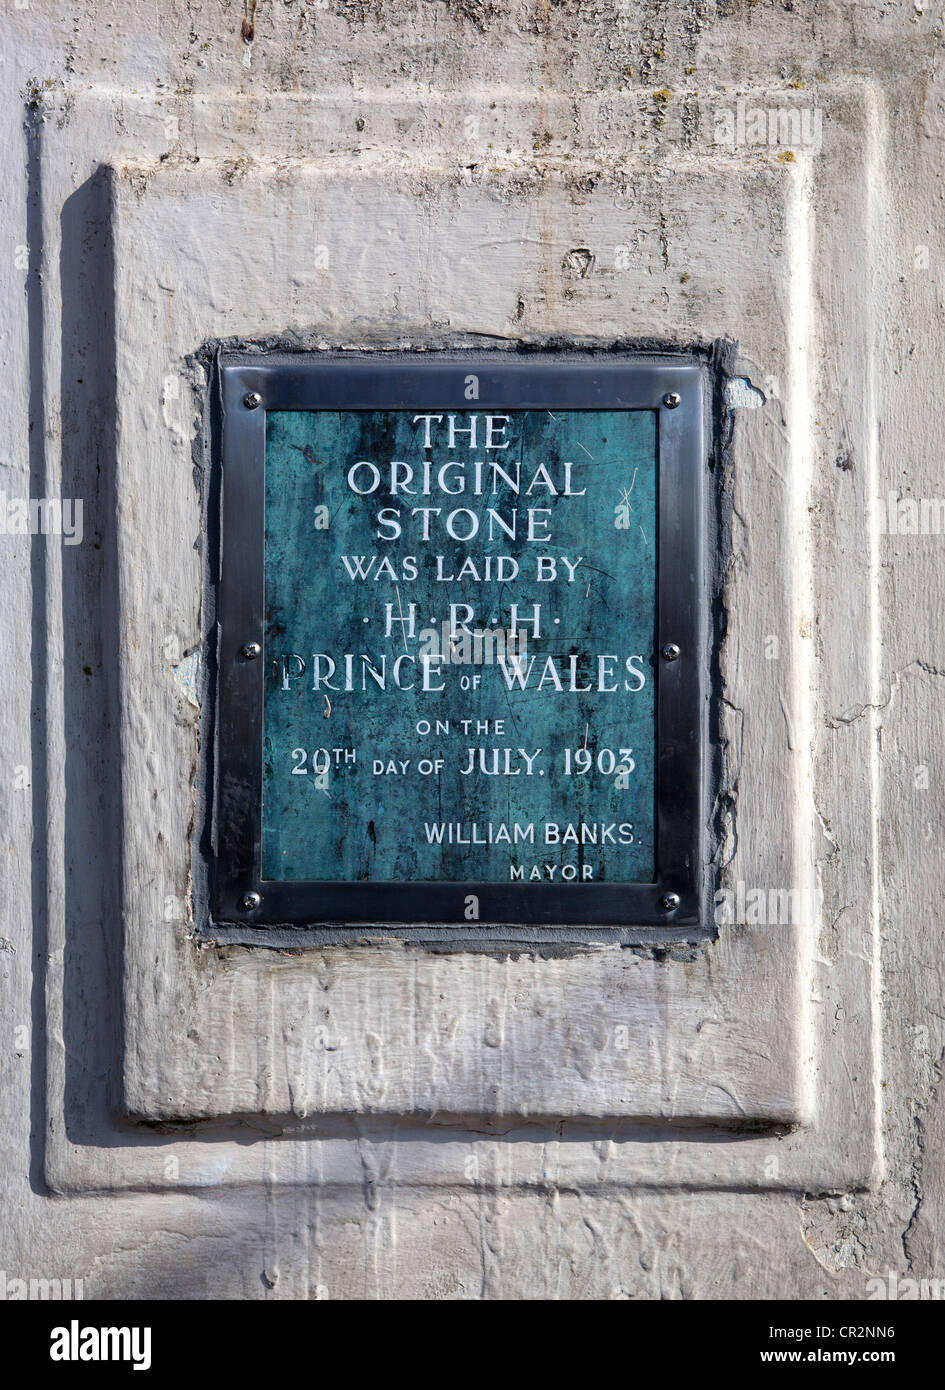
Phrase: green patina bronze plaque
[{"left": 261, "top": 407, "right": 658, "bottom": 886}]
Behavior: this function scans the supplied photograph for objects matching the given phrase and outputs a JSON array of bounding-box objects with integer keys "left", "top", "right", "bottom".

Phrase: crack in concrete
[{"left": 826, "top": 659, "right": 945, "bottom": 730}]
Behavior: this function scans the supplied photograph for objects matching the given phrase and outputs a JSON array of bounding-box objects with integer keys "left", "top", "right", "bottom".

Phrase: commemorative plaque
[{"left": 213, "top": 356, "right": 704, "bottom": 935}]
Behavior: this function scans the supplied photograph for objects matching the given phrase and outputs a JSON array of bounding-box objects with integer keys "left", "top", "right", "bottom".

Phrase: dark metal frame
[{"left": 212, "top": 353, "right": 706, "bottom": 933}]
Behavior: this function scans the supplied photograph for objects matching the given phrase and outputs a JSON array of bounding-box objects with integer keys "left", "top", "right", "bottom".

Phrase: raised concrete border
[{"left": 34, "top": 85, "right": 882, "bottom": 1194}]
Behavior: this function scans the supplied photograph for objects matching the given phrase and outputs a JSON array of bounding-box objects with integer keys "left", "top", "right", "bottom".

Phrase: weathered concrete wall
[{"left": 1, "top": 0, "right": 943, "bottom": 1299}]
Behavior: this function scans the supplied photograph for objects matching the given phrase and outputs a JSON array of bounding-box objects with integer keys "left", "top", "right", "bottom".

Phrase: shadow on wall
[
  {"left": 58, "top": 168, "right": 127, "bottom": 1157},
  {"left": 27, "top": 154, "right": 127, "bottom": 1183}
]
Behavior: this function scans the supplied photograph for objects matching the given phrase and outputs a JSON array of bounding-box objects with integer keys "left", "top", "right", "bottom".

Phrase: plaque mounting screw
[
  {"left": 242, "top": 641, "right": 261, "bottom": 660},
  {"left": 660, "top": 893, "right": 680, "bottom": 912},
  {"left": 242, "top": 891, "right": 261, "bottom": 911},
  {"left": 661, "top": 642, "right": 680, "bottom": 662},
  {"left": 243, "top": 391, "right": 262, "bottom": 409},
  {"left": 663, "top": 392, "right": 681, "bottom": 409}
]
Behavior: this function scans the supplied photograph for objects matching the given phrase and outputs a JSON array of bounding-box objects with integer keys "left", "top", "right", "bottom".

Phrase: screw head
[
  {"left": 243, "top": 391, "right": 262, "bottom": 409},
  {"left": 660, "top": 892, "right": 680, "bottom": 912},
  {"left": 661, "top": 642, "right": 680, "bottom": 662},
  {"left": 663, "top": 391, "right": 681, "bottom": 409},
  {"left": 242, "top": 641, "right": 261, "bottom": 660},
  {"left": 242, "top": 891, "right": 261, "bottom": 911}
]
